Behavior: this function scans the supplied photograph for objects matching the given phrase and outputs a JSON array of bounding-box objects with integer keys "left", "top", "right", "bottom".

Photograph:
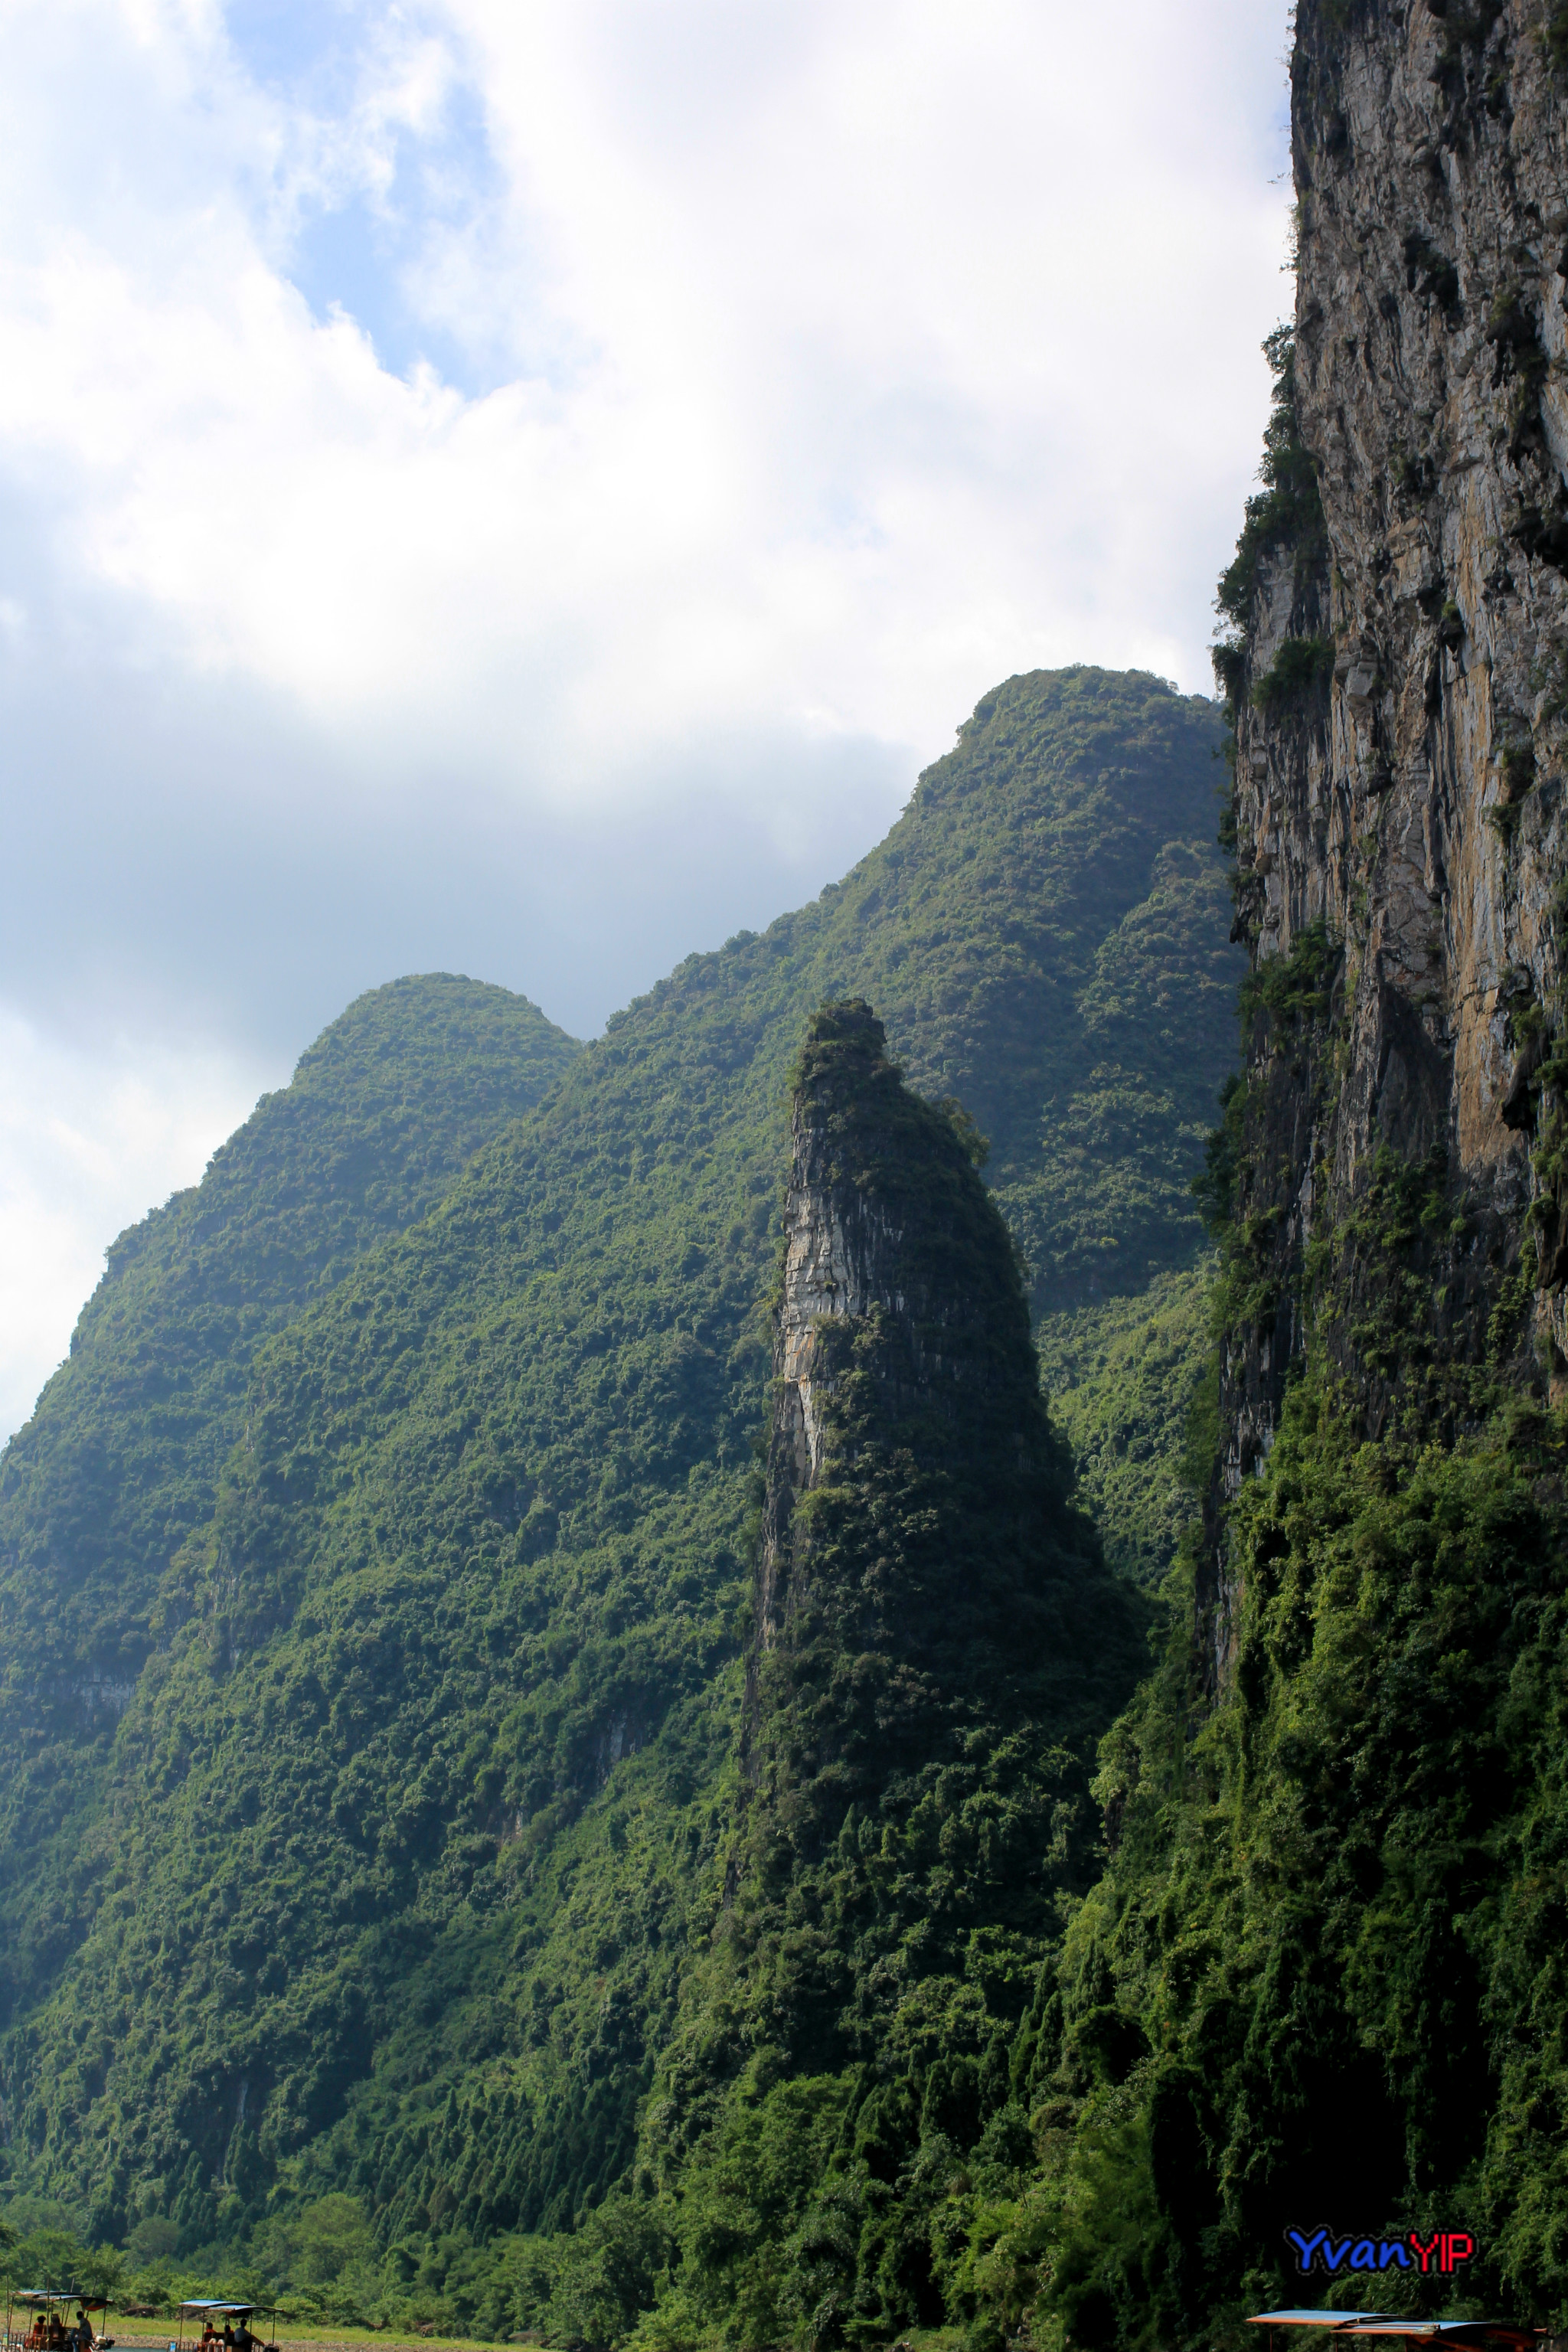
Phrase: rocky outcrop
[
  {"left": 743, "top": 1000, "right": 1135, "bottom": 1825},
  {"left": 1217, "top": 0, "right": 1568, "bottom": 1566},
  {"left": 652, "top": 1005, "right": 1145, "bottom": 2193},
  {"left": 754, "top": 1009, "right": 982, "bottom": 1671},
  {"left": 750, "top": 1001, "right": 1043, "bottom": 1739},
  {"left": 755, "top": 1111, "right": 902, "bottom": 1648}
]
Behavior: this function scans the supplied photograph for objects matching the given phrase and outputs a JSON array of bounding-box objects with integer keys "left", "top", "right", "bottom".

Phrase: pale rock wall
[
  {"left": 1232, "top": 0, "right": 1568, "bottom": 1436},
  {"left": 754, "top": 1093, "right": 904, "bottom": 1659},
  {"left": 1207, "top": 0, "right": 1568, "bottom": 1681}
]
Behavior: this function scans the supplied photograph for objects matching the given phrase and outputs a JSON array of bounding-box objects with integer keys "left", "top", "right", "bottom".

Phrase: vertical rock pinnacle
[{"left": 743, "top": 999, "right": 1137, "bottom": 1834}]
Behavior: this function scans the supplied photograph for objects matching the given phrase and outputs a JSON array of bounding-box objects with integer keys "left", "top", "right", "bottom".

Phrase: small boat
[
  {"left": 1252, "top": 2313, "right": 1540, "bottom": 2352},
  {"left": 4, "top": 2290, "right": 112, "bottom": 2352},
  {"left": 172, "top": 2305, "right": 280, "bottom": 2352}
]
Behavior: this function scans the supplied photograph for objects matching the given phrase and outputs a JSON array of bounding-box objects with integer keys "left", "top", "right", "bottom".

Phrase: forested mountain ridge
[
  {"left": 0, "top": 975, "right": 581, "bottom": 2037},
  {"left": 0, "top": 976, "right": 583, "bottom": 1682},
  {"left": 0, "top": 668, "right": 1237, "bottom": 2324}
]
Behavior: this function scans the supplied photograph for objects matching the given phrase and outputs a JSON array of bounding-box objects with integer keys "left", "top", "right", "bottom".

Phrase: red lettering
[
  {"left": 1450, "top": 2233, "right": 1475, "bottom": 2268},
  {"left": 1410, "top": 2233, "right": 1441, "bottom": 2273}
]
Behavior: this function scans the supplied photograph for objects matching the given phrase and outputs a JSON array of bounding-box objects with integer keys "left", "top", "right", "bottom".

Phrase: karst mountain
[{"left": 8, "top": 4, "right": 1568, "bottom": 2345}]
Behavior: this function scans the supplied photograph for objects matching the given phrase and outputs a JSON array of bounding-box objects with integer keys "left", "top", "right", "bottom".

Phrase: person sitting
[
  {"left": 76, "top": 2308, "right": 97, "bottom": 2351},
  {"left": 45, "top": 2316, "right": 66, "bottom": 2351}
]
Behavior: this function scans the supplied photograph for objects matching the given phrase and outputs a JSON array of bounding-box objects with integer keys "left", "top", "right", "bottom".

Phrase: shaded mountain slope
[
  {"left": 0, "top": 975, "right": 581, "bottom": 2025},
  {"left": 0, "top": 668, "right": 1238, "bottom": 2287},
  {"left": 1037, "top": 1257, "right": 1217, "bottom": 1586}
]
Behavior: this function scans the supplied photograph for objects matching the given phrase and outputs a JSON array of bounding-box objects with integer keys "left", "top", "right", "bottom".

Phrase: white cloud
[
  {"left": 0, "top": 0, "right": 1291, "bottom": 765},
  {"left": 0, "top": 0, "right": 1293, "bottom": 1432},
  {"left": 0, "top": 1009, "right": 274, "bottom": 1443}
]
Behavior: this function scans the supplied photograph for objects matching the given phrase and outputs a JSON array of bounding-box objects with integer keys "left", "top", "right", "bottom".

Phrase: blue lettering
[{"left": 1283, "top": 2229, "right": 1464, "bottom": 2276}]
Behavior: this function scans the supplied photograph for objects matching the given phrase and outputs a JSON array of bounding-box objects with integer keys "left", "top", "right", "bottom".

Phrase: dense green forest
[
  {"left": 0, "top": 669, "right": 1239, "bottom": 2341},
  {"left": 1037, "top": 1263, "right": 1215, "bottom": 1588},
  {"left": 0, "top": 977, "right": 581, "bottom": 2042}
]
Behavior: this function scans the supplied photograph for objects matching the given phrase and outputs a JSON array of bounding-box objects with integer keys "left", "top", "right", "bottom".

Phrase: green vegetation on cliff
[
  {"left": 1212, "top": 325, "right": 1325, "bottom": 686},
  {"left": 0, "top": 669, "right": 1236, "bottom": 2337},
  {"left": 1014, "top": 1370, "right": 1568, "bottom": 2347},
  {"left": 1037, "top": 1262, "right": 1217, "bottom": 1587},
  {"left": 986, "top": 993, "right": 1568, "bottom": 2337}
]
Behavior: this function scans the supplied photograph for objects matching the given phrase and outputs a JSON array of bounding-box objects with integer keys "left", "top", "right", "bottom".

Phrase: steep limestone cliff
[
  {"left": 1000, "top": 23, "right": 1568, "bottom": 2331},
  {"left": 1214, "top": 0, "right": 1568, "bottom": 1664},
  {"left": 752, "top": 1007, "right": 1028, "bottom": 1718}
]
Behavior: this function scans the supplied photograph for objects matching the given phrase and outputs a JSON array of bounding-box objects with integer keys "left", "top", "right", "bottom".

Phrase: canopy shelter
[
  {"left": 172, "top": 2301, "right": 277, "bottom": 2352},
  {"left": 1251, "top": 2314, "right": 1539, "bottom": 2352},
  {"left": 4, "top": 2291, "right": 108, "bottom": 2352}
]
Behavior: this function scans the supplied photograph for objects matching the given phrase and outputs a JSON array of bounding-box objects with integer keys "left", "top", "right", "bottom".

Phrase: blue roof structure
[
  {"left": 1249, "top": 2318, "right": 1537, "bottom": 2345},
  {"left": 1251, "top": 2318, "right": 1384, "bottom": 2331}
]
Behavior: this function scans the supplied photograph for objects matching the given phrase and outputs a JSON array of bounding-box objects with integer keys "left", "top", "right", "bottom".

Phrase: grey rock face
[
  {"left": 1209, "top": 0, "right": 1568, "bottom": 1676},
  {"left": 743, "top": 998, "right": 1086, "bottom": 1772},
  {"left": 753, "top": 1086, "right": 905, "bottom": 1662},
  {"left": 1289, "top": 0, "right": 1566, "bottom": 1184}
]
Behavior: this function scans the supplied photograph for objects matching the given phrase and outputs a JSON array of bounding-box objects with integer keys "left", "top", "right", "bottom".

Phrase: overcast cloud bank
[{"left": 0, "top": 0, "right": 1292, "bottom": 1439}]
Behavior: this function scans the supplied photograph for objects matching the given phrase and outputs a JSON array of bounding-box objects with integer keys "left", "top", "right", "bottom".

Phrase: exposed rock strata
[{"left": 1212, "top": 0, "right": 1568, "bottom": 1681}]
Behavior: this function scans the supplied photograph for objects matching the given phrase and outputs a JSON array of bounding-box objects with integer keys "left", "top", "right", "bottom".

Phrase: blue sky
[
  {"left": 227, "top": 0, "right": 514, "bottom": 390},
  {"left": 0, "top": 0, "right": 1295, "bottom": 1436}
]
